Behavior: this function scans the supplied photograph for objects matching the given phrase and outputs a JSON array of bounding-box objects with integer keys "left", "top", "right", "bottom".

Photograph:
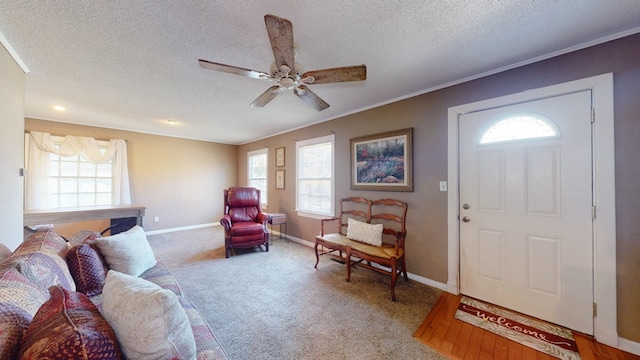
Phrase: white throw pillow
[
  {"left": 346, "top": 218, "right": 383, "bottom": 246},
  {"left": 101, "top": 270, "right": 196, "bottom": 360},
  {"left": 94, "top": 225, "right": 157, "bottom": 276}
]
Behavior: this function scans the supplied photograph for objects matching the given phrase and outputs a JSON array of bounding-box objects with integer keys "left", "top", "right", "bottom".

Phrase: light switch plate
[{"left": 439, "top": 181, "right": 447, "bottom": 192}]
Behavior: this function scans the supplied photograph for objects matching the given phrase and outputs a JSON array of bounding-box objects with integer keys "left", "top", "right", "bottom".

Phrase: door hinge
[
  {"left": 593, "top": 302, "right": 598, "bottom": 317},
  {"left": 591, "top": 108, "right": 595, "bottom": 123},
  {"left": 592, "top": 206, "right": 597, "bottom": 219}
]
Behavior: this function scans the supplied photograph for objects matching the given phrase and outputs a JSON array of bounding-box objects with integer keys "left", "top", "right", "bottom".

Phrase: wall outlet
[
  {"left": 154, "top": 216, "right": 159, "bottom": 222},
  {"left": 439, "top": 181, "right": 448, "bottom": 192}
]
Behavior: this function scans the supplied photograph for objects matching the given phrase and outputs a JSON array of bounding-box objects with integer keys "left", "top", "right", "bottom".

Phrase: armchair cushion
[
  {"left": 230, "top": 222, "right": 266, "bottom": 237},
  {"left": 228, "top": 207, "right": 259, "bottom": 223}
]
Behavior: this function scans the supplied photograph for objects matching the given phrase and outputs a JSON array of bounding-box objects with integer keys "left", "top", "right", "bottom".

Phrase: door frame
[{"left": 446, "top": 73, "right": 616, "bottom": 345}]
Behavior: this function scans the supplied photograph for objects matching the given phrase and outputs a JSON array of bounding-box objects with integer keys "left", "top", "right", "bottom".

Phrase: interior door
[{"left": 459, "top": 90, "right": 594, "bottom": 335}]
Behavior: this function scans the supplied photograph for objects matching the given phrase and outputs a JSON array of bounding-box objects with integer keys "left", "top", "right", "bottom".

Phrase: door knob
[
  {"left": 462, "top": 203, "right": 470, "bottom": 210},
  {"left": 462, "top": 216, "right": 470, "bottom": 223}
]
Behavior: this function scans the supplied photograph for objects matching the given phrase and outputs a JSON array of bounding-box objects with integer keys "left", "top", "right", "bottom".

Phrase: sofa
[{"left": 0, "top": 227, "right": 229, "bottom": 359}]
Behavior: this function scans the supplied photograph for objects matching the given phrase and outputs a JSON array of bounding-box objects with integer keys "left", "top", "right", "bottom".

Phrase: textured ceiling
[{"left": 1, "top": 1, "right": 639, "bottom": 144}]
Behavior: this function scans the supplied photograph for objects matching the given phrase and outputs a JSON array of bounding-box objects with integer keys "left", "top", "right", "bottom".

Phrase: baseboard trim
[
  {"left": 618, "top": 337, "right": 640, "bottom": 356},
  {"left": 144, "top": 222, "right": 219, "bottom": 236}
]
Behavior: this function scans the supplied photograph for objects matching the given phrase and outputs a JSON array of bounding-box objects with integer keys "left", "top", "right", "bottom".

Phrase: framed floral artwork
[{"left": 350, "top": 128, "right": 413, "bottom": 191}]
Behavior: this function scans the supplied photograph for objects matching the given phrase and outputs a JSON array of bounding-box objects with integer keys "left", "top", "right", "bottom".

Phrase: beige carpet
[{"left": 147, "top": 226, "right": 446, "bottom": 360}]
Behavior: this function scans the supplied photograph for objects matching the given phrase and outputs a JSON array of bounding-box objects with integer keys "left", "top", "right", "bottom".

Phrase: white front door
[{"left": 459, "top": 90, "right": 594, "bottom": 335}]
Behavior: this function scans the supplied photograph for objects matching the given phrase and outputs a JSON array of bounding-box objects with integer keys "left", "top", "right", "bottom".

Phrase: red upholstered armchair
[{"left": 220, "top": 187, "right": 269, "bottom": 258}]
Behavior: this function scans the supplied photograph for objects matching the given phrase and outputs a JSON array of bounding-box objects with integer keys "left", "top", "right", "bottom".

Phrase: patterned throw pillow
[
  {"left": 0, "top": 269, "right": 49, "bottom": 360},
  {"left": 67, "top": 244, "right": 109, "bottom": 296},
  {"left": 93, "top": 226, "right": 157, "bottom": 276},
  {"left": 13, "top": 229, "right": 69, "bottom": 258},
  {"left": 7, "top": 229, "right": 76, "bottom": 292},
  {"left": 346, "top": 218, "right": 384, "bottom": 246},
  {"left": 101, "top": 270, "right": 196, "bottom": 360},
  {"left": 19, "top": 285, "right": 123, "bottom": 359},
  {"left": 9, "top": 252, "right": 76, "bottom": 292}
]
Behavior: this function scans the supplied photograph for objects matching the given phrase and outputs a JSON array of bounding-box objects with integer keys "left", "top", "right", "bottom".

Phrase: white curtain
[{"left": 25, "top": 131, "right": 131, "bottom": 210}]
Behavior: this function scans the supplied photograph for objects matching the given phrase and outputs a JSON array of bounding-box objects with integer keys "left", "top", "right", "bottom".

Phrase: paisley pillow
[{"left": 19, "top": 285, "right": 122, "bottom": 359}]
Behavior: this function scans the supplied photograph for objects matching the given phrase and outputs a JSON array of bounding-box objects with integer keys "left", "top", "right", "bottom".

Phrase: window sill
[{"left": 295, "top": 210, "right": 333, "bottom": 220}]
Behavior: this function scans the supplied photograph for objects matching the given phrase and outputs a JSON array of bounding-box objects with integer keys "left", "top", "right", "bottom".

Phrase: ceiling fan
[{"left": 199, "top": 14, "right": 366, "bottom": 111}]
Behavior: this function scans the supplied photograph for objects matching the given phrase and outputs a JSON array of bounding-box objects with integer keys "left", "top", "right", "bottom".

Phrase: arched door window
[{"left": 480, "top": 115, "right": 560, "bottom": 145}]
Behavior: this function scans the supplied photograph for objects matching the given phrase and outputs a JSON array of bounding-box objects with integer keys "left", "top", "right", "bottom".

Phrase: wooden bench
[{"left": 314, "top": 197, "right": 408, "bottom": 301}]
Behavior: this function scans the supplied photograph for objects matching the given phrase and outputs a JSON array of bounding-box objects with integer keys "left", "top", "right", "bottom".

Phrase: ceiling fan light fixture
[
  {"left": 280, "top": 77, "right": 296, "bottom": 89},
  {"left": 199, "top": 14, "right": 366, "bottom": 111}
]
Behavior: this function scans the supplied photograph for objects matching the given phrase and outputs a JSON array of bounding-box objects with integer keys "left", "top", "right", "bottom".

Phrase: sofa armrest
[{"left": 220, "top": 215, "right": 232, "bottom": 230}]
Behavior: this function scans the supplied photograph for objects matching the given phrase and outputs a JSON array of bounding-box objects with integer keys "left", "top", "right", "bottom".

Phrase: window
[
  {"left": 25, "top": 132, "right": 130, "bottom": 211},
  {"left": 480, "top": 115, "right": 559, "bottom": 145},
  {"left": 48, "top": 142, "right": 113, "bottom": 207},
  {"left": 247, "top": 148, "right": 268, "bottom": 207},
  {"left": 296, "top": 134, "right": 334, "bottom": 217}
]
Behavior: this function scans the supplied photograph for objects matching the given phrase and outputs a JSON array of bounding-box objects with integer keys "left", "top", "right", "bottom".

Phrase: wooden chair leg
[
  {"left": 401, "top": 256, "right": 408, "bottom": 281},
  {"left": 390, "top": 260, "right": 398, "bottom": 301},
  {"left": 346, "top": 248, "right": 352, "bottom": 282},
  {"left": 314, "top": 242, "right": 320, "bottom": 268}
]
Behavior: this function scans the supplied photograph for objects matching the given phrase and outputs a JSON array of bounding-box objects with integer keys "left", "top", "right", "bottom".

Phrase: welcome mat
[{"left": 455, "top": 297, "right": 581, "bottom": 360}]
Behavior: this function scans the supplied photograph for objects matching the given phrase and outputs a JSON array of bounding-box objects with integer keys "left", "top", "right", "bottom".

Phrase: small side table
[{"left": 266, "top": 213, "right": 287, "bottom": 243}]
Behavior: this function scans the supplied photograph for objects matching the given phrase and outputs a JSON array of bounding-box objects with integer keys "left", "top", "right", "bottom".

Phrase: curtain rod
[{"left": 24, "top": 131, "right": 127, "bottom": 142}]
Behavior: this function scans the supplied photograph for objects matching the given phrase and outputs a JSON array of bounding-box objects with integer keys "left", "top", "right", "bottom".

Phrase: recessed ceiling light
[
  {"left": 167, "top": 120, "right": 177, "bottom": 125},
  {"left": 53, "top": 105, "right": 66, "bottom": 111}
]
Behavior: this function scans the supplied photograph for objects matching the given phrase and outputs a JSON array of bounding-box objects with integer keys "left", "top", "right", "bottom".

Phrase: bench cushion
[
  {"left": 349, "top": 240, "right": 403, "bottom": 260},
  {"left": 318, "top": 233, "right": 403, "bottom": 260}
]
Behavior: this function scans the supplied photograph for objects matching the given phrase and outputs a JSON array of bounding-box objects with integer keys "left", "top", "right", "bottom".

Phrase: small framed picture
[
  {"left": 275, "top": 147, "right": 285, "bottom": 167},
  {"left": 275, "top": 169, "right": 285, "bottom": 189}
]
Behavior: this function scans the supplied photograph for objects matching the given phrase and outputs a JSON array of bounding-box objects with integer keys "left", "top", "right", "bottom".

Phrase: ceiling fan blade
[
  {"left": 198, "top": 59, "right": 269, "bottom": 80},
  {"left": 250, "top": 86, "right": 281, "bottom": 108},
  {"left": 295, "top": 85, "right": 330, "bottom": 111},
  {"left": 264, "top": 14, "right": 295, "bottom": 73},
  {"left": 302, "top": 65, "right": 367, "bottom": 84}
]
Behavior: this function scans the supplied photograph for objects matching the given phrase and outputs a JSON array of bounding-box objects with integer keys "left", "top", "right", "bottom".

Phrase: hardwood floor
[{"left": 414, "top": 292, "right": 640, "bottom": 360}]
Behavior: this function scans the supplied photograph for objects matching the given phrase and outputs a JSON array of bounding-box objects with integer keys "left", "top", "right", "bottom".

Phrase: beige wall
[
  {"left": 239, "top": 33, "right": 640, "bottom": 341},
  {"left": 25, "top": 119, "right": 238, "bottom": 238},
  {"left": 0, "top": 44, "right": 25, "bottom": 250}
]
